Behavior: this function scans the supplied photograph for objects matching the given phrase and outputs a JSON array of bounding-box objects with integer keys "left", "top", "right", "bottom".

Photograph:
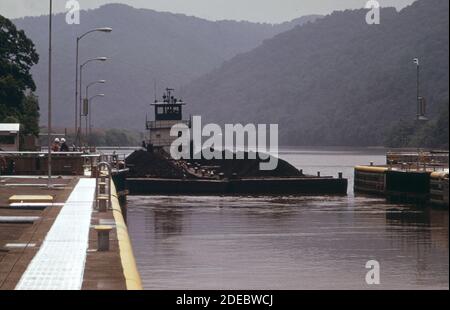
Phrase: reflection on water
[{"left": 127, "top": 147, "right": 449, "bottom": 290}]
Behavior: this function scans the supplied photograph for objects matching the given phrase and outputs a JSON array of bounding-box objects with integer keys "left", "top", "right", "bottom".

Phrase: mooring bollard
[
  {"left": 317, "top": 171, "right": 321, "bottom": 177},
  {"left": 92, "top": 165, "right": 98, "bottom": 178},
  {"left": 370, "top": 161, "right": 374, "bottom": 166},
  {"left": 98, "top": 196, "right": 108, "bottom": 212},
  {"left": 94, "top": 225, "right": 113, "bottom": 251},
  {"left": 99, "top": 182, "right": 106, "bottom": 194},
  {"left": 338, "top": 172, "right": 343, "bottom": 179}
]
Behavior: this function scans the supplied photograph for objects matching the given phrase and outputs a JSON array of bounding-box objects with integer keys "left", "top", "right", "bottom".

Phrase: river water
[{"left": 125, "top": 147, "right": 449, "bottom": 290}]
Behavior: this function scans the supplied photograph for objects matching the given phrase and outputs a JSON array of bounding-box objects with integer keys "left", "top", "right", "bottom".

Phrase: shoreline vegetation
[
  {"left": 0, "top": 15, "right": 40, "bottom": 141},
  {"left": 35, "top": 124, "right": 450, "bottom": 149},
  {"left": 37, "top": 128, "right": 145, "bottom": 147}
]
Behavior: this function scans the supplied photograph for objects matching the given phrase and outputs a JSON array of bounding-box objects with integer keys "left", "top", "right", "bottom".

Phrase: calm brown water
[{"left": 126, "top": 147, "right": 449, "bottom": 290}]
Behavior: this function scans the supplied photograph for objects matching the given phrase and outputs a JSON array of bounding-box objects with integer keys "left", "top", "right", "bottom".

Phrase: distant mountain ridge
[
  {"left": 11, "top": 3, "right": 320, "bottom": 129},
  {"left": 183, "top": 0, "right": 449, "bottom": 146}
]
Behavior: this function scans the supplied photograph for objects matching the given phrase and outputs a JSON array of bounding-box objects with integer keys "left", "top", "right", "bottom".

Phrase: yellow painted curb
[
  {"left": 110, "top": 181, "right": 143, "bottom": 290},
  {"left": 355, "top": 166, "right": 389, "bottom": 173},
  {"left": 431, "top": 171, "right": 449, "bottom": 179}
]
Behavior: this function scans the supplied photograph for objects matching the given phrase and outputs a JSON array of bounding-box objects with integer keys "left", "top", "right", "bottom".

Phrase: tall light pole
[
  {"left": 413, "top": 58, "right": 420, "bottom": 120},
  {"left": 47, "top": 0, "right": 53, "bottom": 188},
  {"left": 79, "top": 57, "right": 108, "bottom": 144},
  {"left": 86, "top": 80, "right": 106, "bottom": 140},
  {"left": 413, "top": 57, "right": 428, "bottom": 121},
  {"left": 86, "top": 94, "right": 105, "bottom": 145},
  {"left": 75, "top": 27, "right": 112, "bottom": 144}
]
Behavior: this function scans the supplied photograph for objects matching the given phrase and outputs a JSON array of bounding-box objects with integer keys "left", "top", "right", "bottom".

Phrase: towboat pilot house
[{"left": 146, "top": 88, "right": 190, "bottom": 152}]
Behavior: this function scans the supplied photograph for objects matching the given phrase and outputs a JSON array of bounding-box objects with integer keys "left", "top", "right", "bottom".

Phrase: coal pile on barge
[
  {"left": 125, "top": 150, "right": 186, "bottom": 178},
  {"left": 188, "top": 150, "right": 303, "bottom": 178},
  {"left": 125, "top": 149, "right": 303, "bottom": 179}
]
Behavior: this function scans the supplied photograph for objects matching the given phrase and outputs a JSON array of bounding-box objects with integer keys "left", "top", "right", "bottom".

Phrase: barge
[
  {"left": 126, "top": 88, "right": 348, "bottom": 196},
  {"left": 127, "top": 176, "right": 348, "bottom": 195}
]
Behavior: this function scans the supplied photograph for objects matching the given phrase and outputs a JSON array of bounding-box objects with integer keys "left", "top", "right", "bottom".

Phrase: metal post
[
  {"left": 86, "top": 85, "right": 92, "bottom": 146},
  {"left": 85, "top": 103, "right": 89, "bottom": 147},
  {"left": 79, "top": 64, "right": 83, "bottom": 146},
  {"left": 89, "top": 102, "right": 92, "bottom": 140},
  {"left": 47, "top": 0, "right": 53, "bottom": 188},
  {"left": 75, "top": 38, "right": 79, "bottom": 144},
  {"left": 417, "top": 63, "right": 420, "bottom": 120},
  {"left": 86, "top": 85, "right": 89, "bottom": 143}
]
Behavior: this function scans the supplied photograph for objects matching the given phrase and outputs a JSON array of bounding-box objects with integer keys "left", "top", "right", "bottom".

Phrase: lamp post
[
  {"left": 413, "top": 57, "right": 427, "bottom": 121},
  {"left": 413, "top": 58, "right": 420, "bottom": 120},
  {"left": 86, "top": 94, "right": 105, "bottom": 145},
  {"left": 47, "top": 0, "right": 53, "bottom": 188},
  {"left": 75, "top": 27, "right": 112, "bottom": 143},
  {"left": 79, "top": 57, "right": 108, "bottom": 144},
  {"left": 86, "top": 80, "right": 106, "bottom": 140}
]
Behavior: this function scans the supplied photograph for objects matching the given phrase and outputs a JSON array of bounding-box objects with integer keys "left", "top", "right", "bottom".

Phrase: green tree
[
  {"left": 20, "top": 93, "right": 40, "bottom": 136},
  {"left": 384, "top": 99, "right": 449, "bottom": 149},
  {"left": 0, "top": 15, "right": 40, "bottom": 136}
]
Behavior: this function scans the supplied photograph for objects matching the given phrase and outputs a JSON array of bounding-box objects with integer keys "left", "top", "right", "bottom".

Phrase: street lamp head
[
  {"left": 89, "top": 93, "right": 105, "bottom": 101},
  {"left": 78, "top": 27, "right": 113, "bottom": 40},
  {"left": 81, "top": 57, "right": 108, "bottom": 67},
  {"left": 99, "top": 80, "right": 106, "bottom": 83},
  {"left": 97, "top": 27, "right": 112, "bottom": 33}
]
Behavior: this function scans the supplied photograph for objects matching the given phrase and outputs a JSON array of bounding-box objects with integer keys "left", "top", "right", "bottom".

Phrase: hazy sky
[{"left": 1, "top": 0, "right": 416, "bottom": 23}]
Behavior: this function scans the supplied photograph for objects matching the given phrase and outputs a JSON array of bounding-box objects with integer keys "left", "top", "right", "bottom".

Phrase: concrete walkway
[{"left": 15, "top": 178, "right": 96, "bottom": 290}]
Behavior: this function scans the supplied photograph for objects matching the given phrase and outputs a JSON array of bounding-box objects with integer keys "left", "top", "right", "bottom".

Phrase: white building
[{"left": 0, "top": 123, "right": 20, "bottom": 151}]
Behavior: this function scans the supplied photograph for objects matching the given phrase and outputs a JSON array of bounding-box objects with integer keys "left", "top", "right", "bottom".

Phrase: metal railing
[
  {"left": 146, "top": 120, "right": 191, "bottom": 130},
  {"left": 386, "top": 150, "right": 449, "bottom": 172},
  {"left": 96, "top": 162, "right": 112, "bottom": 212}
]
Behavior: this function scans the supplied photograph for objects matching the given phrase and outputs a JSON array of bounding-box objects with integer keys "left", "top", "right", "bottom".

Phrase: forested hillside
[
  {"left": 184, "top": 0, "right": 449, "bottom": 147},
  {"left": 12, "top": 4, "right": 319, "bottom": 130}
]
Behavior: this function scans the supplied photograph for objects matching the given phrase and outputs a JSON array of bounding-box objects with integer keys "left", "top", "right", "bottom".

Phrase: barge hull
[{"left": 126, "top": 177, "right": 348, "bottom": 195}]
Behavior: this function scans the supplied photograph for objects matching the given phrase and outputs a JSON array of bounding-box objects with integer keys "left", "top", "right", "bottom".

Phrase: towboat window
[{"left": 155, "top": 104, "right": 183, "bottom": 120}]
